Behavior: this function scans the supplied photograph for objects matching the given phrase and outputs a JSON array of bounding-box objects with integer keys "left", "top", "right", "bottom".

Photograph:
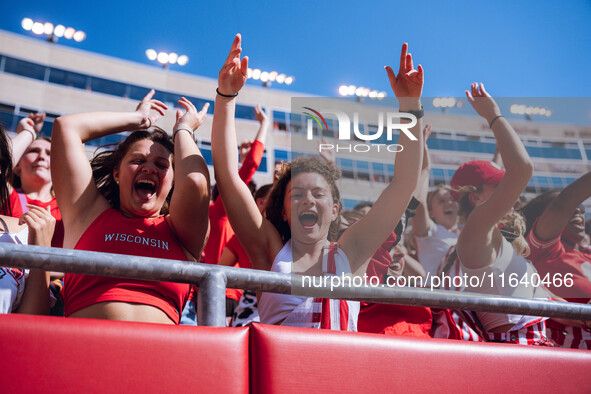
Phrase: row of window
[
  {"left": 0, "top": 98, "right": 581, "bottom": 194},
  {"left": 274, "top": 149, "right": 577, "bottom": 194},
  {"left": 2, "top": 53, "right": 588, "bottom": 162},
  {"left": 273, "top": 111, "right": 586, "bottom": 160},
  {"left": 0, "top": 54, "right": 258, "bottom": 121}
]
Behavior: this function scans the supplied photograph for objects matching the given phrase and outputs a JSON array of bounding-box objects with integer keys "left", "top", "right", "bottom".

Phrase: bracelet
[
  {"left": 489, "top": 115, "right": 504, "bottom": 129},
  {"left": 216, "top": 88, "right": 238, "bottom": 98},
  {"left": 401, "top": 106, "right": 424, "bottom": 119},
  {"left": 21, "top": 128, "right": 36, "bottom": 141},
  {"left": 172, "top": 127, "right": 194, "bottom": 140}
]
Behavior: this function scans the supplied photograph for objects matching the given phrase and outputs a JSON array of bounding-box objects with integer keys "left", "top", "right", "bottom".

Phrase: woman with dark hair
[
  {"left": 212, "top": 35, "right": 423, "bottom": 330},
  {"left": 520, "top": 173, "right": 591, "bottom": 349},
  {"left": 0, "top": 123, "right": 55, "bottom": 314},
  {"left": 51, "top": 90, "right": 210, "bottom": 324},
  {"left": 445, "top": 83, "right": 551, "bottom": 345}
]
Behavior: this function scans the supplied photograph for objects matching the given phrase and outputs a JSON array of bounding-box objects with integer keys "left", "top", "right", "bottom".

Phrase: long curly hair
[
  {"left": 91, "top": 127, "right": 174, "bottom": 215},
  {"left": 0, "top": 124, "right": 14, "bottom": 215},
  {"left": 265, "top": 156, "right": 342, "bottom": 244}
]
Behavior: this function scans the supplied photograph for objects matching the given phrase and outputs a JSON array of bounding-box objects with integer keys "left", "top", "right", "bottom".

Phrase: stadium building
[{"left": 1, "top": 29, "right": 590, "bottom": 213}]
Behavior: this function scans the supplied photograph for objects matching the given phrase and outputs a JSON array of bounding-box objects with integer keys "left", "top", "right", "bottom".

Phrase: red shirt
[
  {"left": 7, "top": 188, "right": 64, "bottom": 248},
  {"left": 63, "top": 209, "right": 191, "bottom": 324},
  {"left": 225, "top": 234, "right": 252, "bottom": 301},
  {"left": 358, "top": 230, "right": 433, "bottom": 337},
  {"left": 202, "top": 140, "right": 264, "bottom": 266},
  {"left": 526, "top": 218, "right": 591, "bottom": 303}
]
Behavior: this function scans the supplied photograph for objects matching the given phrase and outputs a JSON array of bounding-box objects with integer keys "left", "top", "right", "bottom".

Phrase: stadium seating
[
  {"left": 0, "top": 314, "right": 249, "bottom": 393},
  {"left": 1, "top": 314, "right": 590, "bottom": 393}
]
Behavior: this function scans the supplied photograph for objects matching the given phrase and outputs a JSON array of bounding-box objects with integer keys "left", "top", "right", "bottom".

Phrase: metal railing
[{"left": 2, "top": 243, "right": 591, "bottom": 327}]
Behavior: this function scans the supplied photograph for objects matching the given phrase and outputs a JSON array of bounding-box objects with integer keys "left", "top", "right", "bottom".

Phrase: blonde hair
[
  {"left": 455, "top": 185, "right": 529, "bottom": 257},
  {"left": 499, "top": 211, "right": 530, "bottom": 257}
]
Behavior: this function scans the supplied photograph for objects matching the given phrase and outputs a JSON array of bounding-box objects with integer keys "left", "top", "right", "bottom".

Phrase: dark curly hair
[
  {"left": 91, "top": 127, "right": 174, "bottom": 215},
  {"left": 265, "top": 156, "right": 342, "bottom": 244},
  {"left": 0, "top": 123, "right": 14, "bottom": 215},
  {"left": 519, "top": 190, "right": 560, "bottom": 237}
]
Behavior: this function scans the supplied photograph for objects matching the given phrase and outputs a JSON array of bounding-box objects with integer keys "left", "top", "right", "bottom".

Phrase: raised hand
[
  {"left": 239, "top": 141, "right": 252, "bottom": 160},
  {"left": 20, "top": 205, "right": 56, "bottom": 247},
  {"left": 218, "top": 34, "right": 249, "bottom": 96},
  {"left": 465, "top": 82, "right": 501, "bottom": 123},
  {"left": 175, "top": 97, "right": 209, "bottom": 132},
  {"left": 318, "top": 137, "right": 335, "bottom": 164},
  {"left": 135, "top": 89, "right": 168, "bottom": 128},
  {"left": 385, "top": 43, "right": 424, "bottom": 99},
  {"left": 17, "top": 112, "right": 46, "bottom": 138},
  {"left": 254, "top": 104, "right": 268, "bottom": 124}
]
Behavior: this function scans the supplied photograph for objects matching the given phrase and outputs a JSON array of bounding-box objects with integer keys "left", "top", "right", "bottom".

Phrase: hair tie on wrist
[
  {"left": 402, "top": 106, "right": 424, "bottom": 119},
  {"left": 489, "top": 115, "right": 504, "bottom": 129},
  {"left": 172, "top": 127, "right": 195, "bottom": 140},
  {"left": 216, "top": 88, "right": 238, "bottom": 98}
]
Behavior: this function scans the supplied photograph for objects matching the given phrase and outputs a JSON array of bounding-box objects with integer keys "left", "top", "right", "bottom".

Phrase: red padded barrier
[
  {"left": 0, "top": 314, "right": 249, "bottom": 394},
  {"left": 249, "top": 323, "right": 591, "bottom": 394}
]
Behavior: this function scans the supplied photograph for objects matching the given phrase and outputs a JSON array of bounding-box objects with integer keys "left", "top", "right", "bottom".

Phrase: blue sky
[{"left": 1, "top": 0, "right": 590, "bottom": 122}]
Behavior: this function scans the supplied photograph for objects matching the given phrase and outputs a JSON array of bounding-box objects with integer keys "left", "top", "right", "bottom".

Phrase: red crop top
[{"left": 63, "top": 208, "right": 191, "bottom": 323}]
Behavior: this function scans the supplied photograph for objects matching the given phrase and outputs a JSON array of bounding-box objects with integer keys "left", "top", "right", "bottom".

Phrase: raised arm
[
  {"left": 237, "top": 105, "right": 268, "bottom": 183},
  {"left": 167, "top": 98, "right": 211, "bottom": 258},
  {"left": 412, "top": 124, "right": 433, "bottom": 237},
  {"left": 11, "top": 113, "right": 46, "bottom": 167},
  {"left": 51, "top": 90, "right": 167, "bottom": 247},
  {"left": 534, "top": 171, "right": 591, "bottom": 241},
  {"left": 211, "top": 35, "right": 278, "bottom": 271},
  {"left": 340, "top": 42, "right": 424, "bottom": 274},
  {"left": 16, "top": 205, "right": 55, "bottom": 315},
  {"left": 458, "top": 83, "right": 534, "bottom": 267}
]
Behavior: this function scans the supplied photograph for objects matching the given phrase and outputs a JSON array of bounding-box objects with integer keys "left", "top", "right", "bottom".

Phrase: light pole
[
  {"left": 338, "top": 85, "right": 386, "bottom": 101},
  {"left": 247, "top": 68, "right": 294, "bottom": 88},
  {"left": 510, "top": 104, "right": 552, "bottom": 121},
  {"left": 433, "top": 97, "right": 457, "bottom": 113},
  {"left": 21, "top": 18, "right": 85, "bottom": 43},
  {"left": 145, "top": 49, "right": 189, "bottom": 69}
]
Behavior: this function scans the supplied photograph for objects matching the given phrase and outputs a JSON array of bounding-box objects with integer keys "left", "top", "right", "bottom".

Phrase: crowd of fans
[{"left": 1, "top": 35, "right": 590, "bottom": 349}]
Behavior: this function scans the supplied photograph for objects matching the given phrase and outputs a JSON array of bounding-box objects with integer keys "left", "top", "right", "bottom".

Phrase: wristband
[
  {"left": 216, "top": 88, "right": 238, "bottom": 98},
  {"left": 172, "top": 127, "right": 194, "bottom": 140},
  {"left": 489, "top": 115, "right": 504, "bottom": 129},
  {"left": 402, "top": 106, "right": 424, "bottom": 119}
]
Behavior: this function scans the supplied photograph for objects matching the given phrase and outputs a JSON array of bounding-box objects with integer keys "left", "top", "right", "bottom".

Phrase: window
[
  {"left": 273, "top": 111, "right": 288, "bottom": 131},
  {"left": 236, "top": 104, "right": 256, "bottom": 120},
  {"left": 49, "top": 68, "right": 87, "bottom": 89},
  {"left": 90, "top": 77, "right": 127, "bottom": 97},
  {"left": 274, "top": 149, "right": 291, "bottom": 163},
  {"left": 356, "top": 160, "right": 370, "bottom": 181},
  {"left": 4, "top": 57, "right": 45, "bottom": 80},
  {"left": 372, "top": 162, "right": 386, "bottom": 183},
  {"left": 337, "top": 158, "right": 355, "bottom": 179}
]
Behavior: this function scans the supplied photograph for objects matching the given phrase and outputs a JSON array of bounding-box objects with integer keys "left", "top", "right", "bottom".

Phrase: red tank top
[
  {"left": 63, "top": 208, "right": 191, "bottom": 324},
  {"left": 7, "top": 188, "right": 64, "bottom": 248}
]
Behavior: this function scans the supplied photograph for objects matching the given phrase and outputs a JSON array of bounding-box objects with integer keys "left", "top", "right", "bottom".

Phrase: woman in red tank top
[{"left": 52, "top": 91, "right": 211, "bottom": 324}]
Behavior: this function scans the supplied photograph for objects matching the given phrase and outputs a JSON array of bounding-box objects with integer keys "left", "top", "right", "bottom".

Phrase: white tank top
[
  {"left": 460, "top": 236, "right": 550, "bottom": 332},
  {"left": 258, "top": 240, "right": 359, "bottom": 330},
  {"left": 0, "top": 218, "right": 29, "bottom": 313}
]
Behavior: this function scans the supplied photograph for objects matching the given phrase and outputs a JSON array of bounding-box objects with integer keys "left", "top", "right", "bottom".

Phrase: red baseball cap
[{"left": 450, "top": 160, "right": 505, "bottom": 200}]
